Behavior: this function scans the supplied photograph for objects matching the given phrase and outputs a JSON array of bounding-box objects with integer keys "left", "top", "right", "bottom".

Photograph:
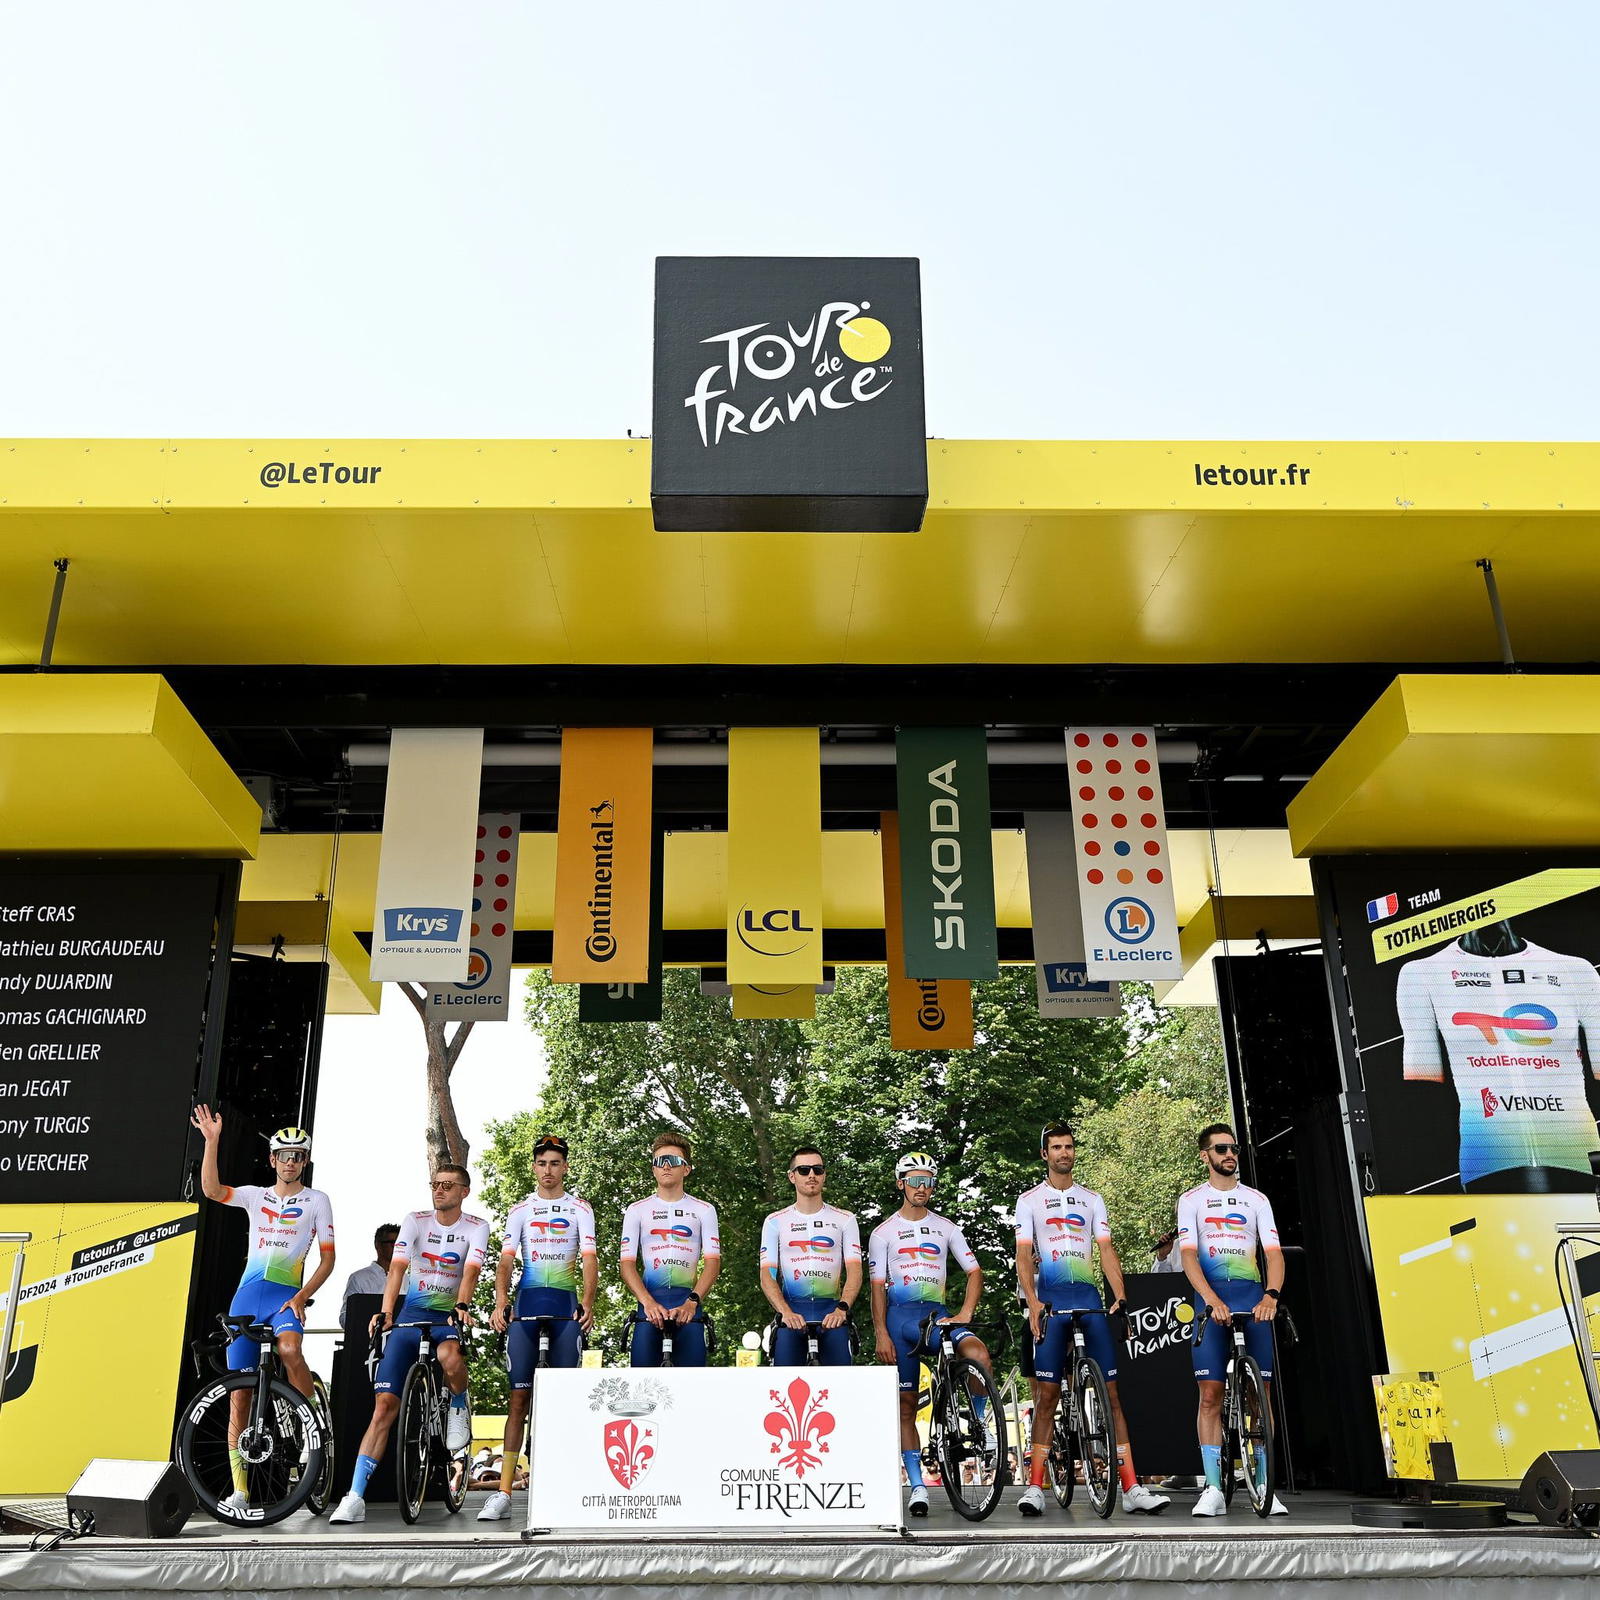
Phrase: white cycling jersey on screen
[
  {"left": 1397, "top": 937, "right": 1600, "bottom": 1187},
  {"left": 1176, "top": 1181, "right": 1279, "bottom": 1290},
  {"left": 620, "top": 1193, "right": 720, "bottom": 1302},
  {"left": 868, "top": 1212, "right": 977, "bottom": 1308},
  {"left": 223, "top": 1183, "right": 335, "bottom": 1291},
  {"left": 760, "top": 1203, "right": 861, "bottom": 1302}
]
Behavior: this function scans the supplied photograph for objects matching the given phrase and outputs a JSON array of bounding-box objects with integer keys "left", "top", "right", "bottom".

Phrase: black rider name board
[
  {"left": 0, "top": 861, "right": 228, "bottom": 1203},
  {"left": 651, "top": 256, "right": 928, "bottom": 533}
]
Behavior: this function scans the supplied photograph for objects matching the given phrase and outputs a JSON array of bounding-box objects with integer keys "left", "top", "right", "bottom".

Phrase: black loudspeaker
[
  {"left": 67, "top": 1458, "right": 194, "bottom": 1538},
  {"left": 1520, "top": 1450, "right": 1600, "bottom": 1528}
]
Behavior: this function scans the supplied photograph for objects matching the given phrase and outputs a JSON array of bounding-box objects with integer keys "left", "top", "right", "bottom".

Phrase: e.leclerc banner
[
  {"left": 725, "top": 728, "right": 823, "bottom": 987},
  {"left": 370, "top": 728, "right": 483, "bottom": 983},
  {"left": 554, "top": 728, "right": 655, "bottom": 984},
  {"left": 880, "top": 812, "right": 973, "bottom": 1049},
  {"left": 1064, "top": 729, "right": 1181, "bottom": 982},
  {"left": 579, "top": 823, "right": 666, "bottom": 1022},
  {"left": 1023, "top": 811, "right": 1121, "bottom": 1018},
  {"left": 424, "top": 813, "right": 519, "bottom": 1019},
  {"left": 894, "top": 728, "right": 998, "bottom": 980}
]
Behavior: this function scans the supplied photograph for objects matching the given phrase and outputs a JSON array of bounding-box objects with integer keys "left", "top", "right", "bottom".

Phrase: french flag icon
[{"left": 1366, "top": 893, "right": 1399, "bottom": 924}]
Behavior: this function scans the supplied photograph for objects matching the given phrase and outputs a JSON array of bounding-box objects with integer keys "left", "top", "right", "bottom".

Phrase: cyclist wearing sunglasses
[
  {"left": 1177, "top": 1123, "right": 1286, "bottom": 1516},
  {"left": 619, "top": 1131, "right": 720, "bottom": 1366},
  {"left": 190, "top": 1105, "right": 336, "bottom": 1514},
  {"left": 760, "top": 1146, "right": 862, "bottom": 1366}
]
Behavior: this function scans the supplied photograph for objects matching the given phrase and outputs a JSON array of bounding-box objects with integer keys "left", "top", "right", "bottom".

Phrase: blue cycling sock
[
  {"left": 902, "top": 1449, "right": 924, "bottom": 1489},
  {"left": 449, "top": 1389, "right": 468, "bottom": 1410},
  {"left": 973, "top": 1393, "right": 989, "bottom": 1422},
  {"left": 350, "top": 1453, "right": 379, "bottom": 1497},
  {"left": 1200, "top": 1444, "right": 1222, "bottom": 1490}
]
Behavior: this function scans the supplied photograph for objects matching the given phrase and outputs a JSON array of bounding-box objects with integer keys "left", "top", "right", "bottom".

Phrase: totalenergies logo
[
  {"left": 420, "top": 1250, "right": 463, "bottom": 1269},
  {"left": 1452, "top": 1003, "right": 1557, "bottom": 1044},
  {"left": 788, "top": 1236, "right": 836, "bottom": 1254},
  {"left": 897, "top": 1242, "right": 941, "bottom": 1262},
  {"left": 1206, "top": 1213, "right": 1249, "bottom": 1235},
  {"left": 649, "top": 1225, "right": 694, "bottom": 1244},
  {"left": 1045, "top": 1213, "right": 1088, "bottom": 1237},
  {"left": 528, "top": 1216, "right": 572, "bottom": 1236},
  {"left": 263, "top": 1205, "right": 303, "bottom": 1224}
]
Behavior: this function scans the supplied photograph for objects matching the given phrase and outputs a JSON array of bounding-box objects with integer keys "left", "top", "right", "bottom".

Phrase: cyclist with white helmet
[
  {"left": 191, "top": 1104, "right": 336, "bottom": 1514},
  {"left": 869, "top": 1151, "right": 993, "bottom": 1518}
]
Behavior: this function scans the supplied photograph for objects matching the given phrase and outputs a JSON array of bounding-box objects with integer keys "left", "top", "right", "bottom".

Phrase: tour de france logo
[{"left": 683, "top": 299, "right": 894, "bottom": 448}]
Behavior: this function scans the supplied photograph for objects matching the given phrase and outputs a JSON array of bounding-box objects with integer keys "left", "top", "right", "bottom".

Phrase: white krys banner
[
  {"left": 1023, "top": 811, "right": 1122, "bottom": 1017},
  {"left": 370, "top": 728, "right": 484, "bottom": 983},
  {"left": 1062, "top": 729, "right": 1183, "bottom": 982},
  {"left": 528, "top": 1367, "right": 903, "bottom": 1533},
  {"left": 423, "top": 812, "right": 518, "bottom": 1018}
]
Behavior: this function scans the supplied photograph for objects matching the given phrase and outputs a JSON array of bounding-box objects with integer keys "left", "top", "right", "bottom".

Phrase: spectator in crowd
[{"left": 338, "top": 1223, "right": 400, "bottom": 1328}]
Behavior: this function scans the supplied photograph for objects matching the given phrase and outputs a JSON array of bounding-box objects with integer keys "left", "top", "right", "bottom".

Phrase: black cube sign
[{"left": 651, "top": 256, "right": 927, "bottom": 533}]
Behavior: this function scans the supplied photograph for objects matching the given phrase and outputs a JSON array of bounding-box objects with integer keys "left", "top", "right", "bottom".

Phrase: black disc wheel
[
  {"left": 935, "top": 1357, "right": 1008, "bottom": 1522},
  {"left": 1075, "top": 1359, "right": 1116, "bottom": 1519},
  {"left": 395, "top": 1364, "right": 433, "bottom": 1524},
  {"left": 1237, "top": 1356, "right": 1275, "bottom": 1517},
  {"left": 174, "top": 1372, "right": 324, "bottom": 1527}
]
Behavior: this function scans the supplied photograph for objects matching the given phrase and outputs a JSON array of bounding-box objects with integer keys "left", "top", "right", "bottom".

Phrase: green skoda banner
[
  {"left": 894, "top": 727, "right": 998, "bottom": 980},
  {"left": 579, "top": 825, "right": 665, "bottom": 1021}
]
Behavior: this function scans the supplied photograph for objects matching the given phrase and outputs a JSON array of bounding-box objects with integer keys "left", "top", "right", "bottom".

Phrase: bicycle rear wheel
[
  {"left": 305, "top": 1375, "right": 336, "bottom": 1515},
  {"left": 935, "top": 1356, "right": 1008, "bottom": 1522},
  {"left": 1048, "top": 1398, "right": 1076, "bottom": 1509},
  {"left": 1237, "top": 1356, "right": 1274, "bottom": 1517},
  {"left": 1076, "top": 1359, "right": 1116, "bottom": 1520},
  {"left": 395, "top": 1364, "right": 432, "bottom": 1524},
  {"left": 175, "top": 1372, "right": 324, "bottom": 1527},
  {"left": 436, "top": 1395, "right": 471, "bottom": 1514}
]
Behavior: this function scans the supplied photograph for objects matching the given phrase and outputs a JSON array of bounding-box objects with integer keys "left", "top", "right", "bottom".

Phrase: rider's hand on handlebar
[
  {"left": 781, "top": 1308, "right": 807, "bottom": 1331},
  {"left": 578, "top": 1303, "right": 595, "bottom": 1334},
  {"left": 640, "top": 1296, "right": 667, "bottom": 1328},
  {"left": 820, "top": 1306, "right": 847, "bottom": 1331},
  {"left": 1207, "top": 1298, "right": 1231, "bottom": 1326},
  {"left": 490, "top": 1303, "right": 509, "bottom": 1334},
  {"left": 1253, "top": 1295, "right": 1278, "bottom": 1323}
]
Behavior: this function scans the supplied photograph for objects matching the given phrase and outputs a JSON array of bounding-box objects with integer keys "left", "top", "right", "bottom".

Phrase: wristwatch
[
  {"left": 685, "top": 1290, "right": 702, "bottom": 1305},
  {"left": 1262, "top": 1288, "right": 1280, "bottom": 1301},
  {"left": 455, "top": 1301, "right": 471, "bottom": 1311}
]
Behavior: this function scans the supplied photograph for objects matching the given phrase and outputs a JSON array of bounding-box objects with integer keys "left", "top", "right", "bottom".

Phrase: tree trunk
[{"left": 399, "top": 984, "right": 474, "bottom": 1177}]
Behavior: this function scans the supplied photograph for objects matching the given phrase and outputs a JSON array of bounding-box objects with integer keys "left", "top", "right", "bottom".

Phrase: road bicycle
[
  {"left": 761, "top": 1314, "right": 858, "bottom": 1366},
  {"left": 503, "top": 1312, "right": 588, "bottom": 1468},
  {"left": 624, "top": 1306, "right": 718, "bottom": 1367},
  {"left": 1037, "top": 1306, "right": 1117, "bottom": 1518},
  {"left": 174, "top": 1313, "right": 334, "bottom": 1526},
  {"left": 373, "top": 1315, "right": 473, "bottom": 1523},
  {"left": 911, "top": 1310, "right": 1008, "bottom": 1522},
  {"left": 1196, "top": 1311, "right": 1275, "bottom": 1518}
]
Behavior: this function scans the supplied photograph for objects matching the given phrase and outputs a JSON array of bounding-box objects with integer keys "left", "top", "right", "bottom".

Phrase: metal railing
[
  {"left": 1555, "top": 1222, "right": 1600, "bottom": 1434},
  {"left": 0, "top": 1233, "right": 32, "bottom": 1424}
]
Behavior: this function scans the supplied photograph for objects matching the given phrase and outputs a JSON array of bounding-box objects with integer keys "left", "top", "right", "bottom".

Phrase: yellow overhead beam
[
  {"left": 1287, "top": 675, "right": 1600, "bottom": 855},
  {"left": 0, "top": 674, "right": 260, "bottom": 855}
]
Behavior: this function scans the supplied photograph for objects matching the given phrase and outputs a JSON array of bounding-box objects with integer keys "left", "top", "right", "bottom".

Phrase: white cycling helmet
[
  {"left": 269, "top": 1125, "right": 313, "bottom": 1157},
  {"left": 895, "top": 1151, "right": 938, "bottom": 1182}
]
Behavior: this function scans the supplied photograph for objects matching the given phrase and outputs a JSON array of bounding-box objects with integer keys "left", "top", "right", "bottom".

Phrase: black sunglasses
[
  {"left": 1209, "top": 1142, "right": 1241, "bottom": 1155},
  {"left": 790, "top": 1164, "right": 825, "bottom": 1176}
]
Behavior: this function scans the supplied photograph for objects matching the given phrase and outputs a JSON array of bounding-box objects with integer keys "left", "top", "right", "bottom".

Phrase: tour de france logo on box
[{"left": 651, "top": 256, "right": 928, "bottom": 533}]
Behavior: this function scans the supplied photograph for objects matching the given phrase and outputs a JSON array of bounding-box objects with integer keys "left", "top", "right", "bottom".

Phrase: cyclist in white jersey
[
  {"left": 1176, "top": 1124, "right": 1286, "bottom": 1517},
  {"left": 620, "top": 1131, "right": 720, "bottom": 1367},
  {"left": 329, "top": 1163, "right": 489, "bottom": 1524},
  {"left": 479, "top": 1133, "right": 597, "bottom": 1521},
  {"left": 192, "top": 1105, "right": 335, "bottom": 1516},
  {"left": 1397, "top": 928, "right": 1600, "bottom": 1192},
  {"left": 1014, "top": 1123, "right": 1168, "bottom": 1516},
  {"left": 760, "top": 1144, "right": 862, "bottom": 1365},
  {"left": 869, "top": 1151, "right": 992, "bottom": 1517}
]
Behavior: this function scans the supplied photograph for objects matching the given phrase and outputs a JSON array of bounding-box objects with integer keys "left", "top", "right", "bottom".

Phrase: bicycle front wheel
[
  {"left": 305, "top": 1374, "right": 336, "bottom": 1516},
  {"left": 1048, "top": 1398, "right": 1076, "bottom": 1508},
  {"left": 1075, "top": 1359, "right": 1116, "bottom": 1520},
  {"left": 1237, "top": 1356, "right": 1275, "bottom": 1518},
  {"left": 175, "top": 1372, "right": 324, "bottom": 1527},
  {"left": 395, "top": 1364, "right": 433, "bottom": 1524},
  {"left": 936, "top": 1357, "right": 1008, "bottom": 1522},
  {"left": 437, "top": 1397, "right": 470, "bottom": 1514}
]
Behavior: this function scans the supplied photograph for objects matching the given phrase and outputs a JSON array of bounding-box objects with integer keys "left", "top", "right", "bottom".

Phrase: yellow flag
[
  {"left": 882, "top": 812, "right": 974, "bottom": 1050},
  {"left": 732, "top": 983, "right": 818, "bottom": 1020}
]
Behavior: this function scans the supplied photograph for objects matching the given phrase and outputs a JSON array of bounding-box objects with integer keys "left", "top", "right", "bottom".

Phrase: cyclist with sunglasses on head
[
  {"left": 760, "top": 1145, "right": 862, "bottom": 1366},
  {"left": 1178, "top": 1123, "right": 1287, "bottom": 1517},
  {"left": 479, "top": 1134, "right": 597, "bottom": 1521},
  {"left": 620, "top": 1131, "right": 720, "bottom": 1366}
]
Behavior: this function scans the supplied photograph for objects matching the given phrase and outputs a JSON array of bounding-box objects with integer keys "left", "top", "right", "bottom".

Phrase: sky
[{"left": 2, "top": 2, "right": 1597, "bottom": 440}]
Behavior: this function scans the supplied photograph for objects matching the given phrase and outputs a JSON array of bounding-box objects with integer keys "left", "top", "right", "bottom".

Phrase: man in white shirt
[{"left": 338, "top": 1223, "right": 400, "bottom": 1328}]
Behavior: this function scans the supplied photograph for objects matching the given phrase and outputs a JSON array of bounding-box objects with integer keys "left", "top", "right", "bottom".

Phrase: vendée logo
[{"left": 384, "top": 906, "right": 464, "bottom": 942}]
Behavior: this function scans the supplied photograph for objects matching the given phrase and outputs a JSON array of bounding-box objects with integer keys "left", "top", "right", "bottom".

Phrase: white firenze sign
[
  {"left": 528, "top": 1367, "right": 903, "bottom": 1532},
  {"left": 1024, "top": 812, "right": 1122, "bottom": 1018}
]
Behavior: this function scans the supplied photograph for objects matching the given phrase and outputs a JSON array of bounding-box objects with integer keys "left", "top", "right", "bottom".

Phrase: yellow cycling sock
[
  {"left": 228, "top": 1449, "right": 248, "bottom": 1495},
  {"left": 500, "top": 1455, "right": 517, "bottom": 1494}
]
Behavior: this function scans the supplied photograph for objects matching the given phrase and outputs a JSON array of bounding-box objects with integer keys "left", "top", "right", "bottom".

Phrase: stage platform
[{"left": 2, "top": 1486, "right": 1595, "bottom": 1599}]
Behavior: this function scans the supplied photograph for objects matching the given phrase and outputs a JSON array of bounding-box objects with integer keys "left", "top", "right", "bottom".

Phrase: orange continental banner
[
  {"left": 881, "top": 813, "right": 973, "bottom": 1050},
  {"left": 726, "top": 728, "right": 824, "bottom": 986},
  {"left": 552, "top": 728, "right": 654, "bottom": 983}
]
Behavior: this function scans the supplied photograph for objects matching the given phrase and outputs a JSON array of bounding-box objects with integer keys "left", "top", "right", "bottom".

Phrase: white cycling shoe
[
  {"left": 446, "top": 1403, "right": 472, "bottom": 1450},
  {"left": 477, "top": 1490, "right": 513, "bottom": 1522},
  {"left": 908, "top": 1485, "right": 930, "bottom": 1517},
  {"left": 1017, "top": 1484, "right": 1046, "bottom": 1517},
  {"left": 219, "top": 1489, "right": 250, "bottom": 1516},
  {"left": 1191, "top": 1484, "right": 1227, "bottom": 1517},
  {"left": 328, "top": 1491, "right": 367, "bottom": 1524},
  {"left": 1121, "top": 1483, "right": 1170, "bottom": 1514},
  {"left": 1268, "top": 1494, "right": 1289, "bottom": 1515}
]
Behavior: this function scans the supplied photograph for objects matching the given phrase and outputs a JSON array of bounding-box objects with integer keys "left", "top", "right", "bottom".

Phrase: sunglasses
[
  {"left": 274, "top": 1151, "right": 308, "bottom": 1163},
  {"left": 902, "top": 1175, "right": 936, "bottom": 1188},
  {"left": 1209, "top": 1143, "right": 1240, "bottom": 1156},
  {"left": 790, "top": 1164, "right": 825, "bottom": 1176},
  {"left": 652, "top": 1154, "right": 689, "bottom": 1168}
]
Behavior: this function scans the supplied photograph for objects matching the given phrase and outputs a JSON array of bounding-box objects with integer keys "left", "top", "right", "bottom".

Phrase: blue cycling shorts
[
  {"left": 226, "top": 1279, "right": 304, "bottom": 1372},
  {"left": 629, "top": 1307, "right": 706, "bottom": 1368},
  {"left": 1033, "top": 1291, "right": 1118, "bottom": 1384},
  {"left": 1191, "top": 1280, "right": 1275, "bottom": 1380},
  {"left": 374, "top": 1319, "right": 461, "bottom": 1394},
  {"left": 771, "top": 1298, "right": 853, "bottom": 1367},
  {"left": 885, "top": 1302, "right": 974, "bottom": 1393},
  {"left": 509, "top": 1290, "right": 583, "bottom": 1388}
]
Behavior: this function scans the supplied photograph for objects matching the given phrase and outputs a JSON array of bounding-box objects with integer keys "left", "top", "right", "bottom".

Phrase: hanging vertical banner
[
  {"left": 701, "top": 968, "right": 834, "bottom": 997},
  {"left": 725, "top": 728, "right": 823, "bottom": 986},
  {"left": 1023, "top": 811, "right": 1122, "bottom": 1018},
  {"left": 732, "top": 983, "right": 817, "bottom": 1020},
  {"left": 424, "top": 812, "right": 520, "bottom": 1019},
  {"left": 894, "top": 728, "right": 998, "bottom": 980},
  {"left": 553, "top": 728, "right": 655, "bottom": 983},
  {"left": 371, "top": 728, "right": 483, "bottom": 982},
  {"left": 881, "top": 813, "right": 974, "bottom": 1050},
  {"left": 579, "top": 824, "right": 665, "bottom": 1022},
  {"left": 1064, "top": 729, "right": 1182, "bottom": 981}
]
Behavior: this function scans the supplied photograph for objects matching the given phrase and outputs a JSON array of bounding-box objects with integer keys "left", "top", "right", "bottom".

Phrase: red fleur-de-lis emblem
[
  {"left": 763, "top": 1377, "right": 835, "bottom": 1478},
  {"left": 603, "top": 1418, "right": 656, "bottom": 1487}
]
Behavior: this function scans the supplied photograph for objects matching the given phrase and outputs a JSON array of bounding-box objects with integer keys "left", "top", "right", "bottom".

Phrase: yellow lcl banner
[
  {"left": 553, "top": 728, "right": 654, "bottom": 983},
  {"left": 726, "top": 728, "right": 823, "bottom": 986},
  {"left": 881, "top": 813, "right": 973, "bottom": 1050},
  {"left": 732, "top": 983, "right": 817, "bottom": 1020}
]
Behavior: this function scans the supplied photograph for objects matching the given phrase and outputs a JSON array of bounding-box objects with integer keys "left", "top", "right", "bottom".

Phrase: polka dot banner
[
  {"left": 1023, "top": 811, "right": 1122, "bottom": 1018},
  {"left": 1064, "top": 728, "right": 1181, "bottom": 980},
  {"left": 424, "top": 811, "right": 519, "bottom": 1018}
]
